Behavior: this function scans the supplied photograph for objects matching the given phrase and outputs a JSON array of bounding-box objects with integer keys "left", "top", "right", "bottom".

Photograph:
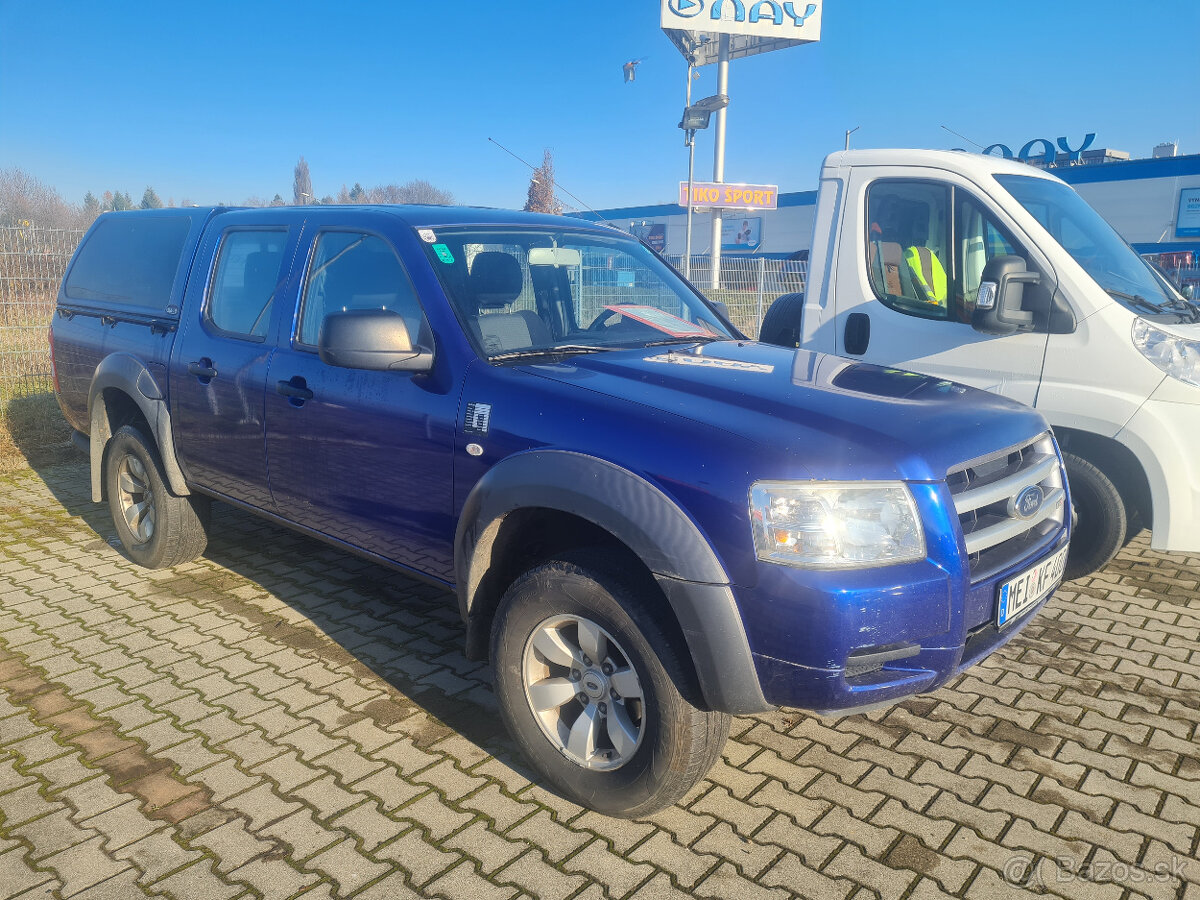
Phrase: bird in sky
[{"left": 622, "top": 59, "right": 644, "bottom": 83}]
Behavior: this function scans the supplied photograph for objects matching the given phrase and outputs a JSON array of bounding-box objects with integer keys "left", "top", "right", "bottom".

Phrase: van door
[
  {"left": 834, "top": 167, "right": 1054, "bottom": 406},
  {"left": 172, "top": 216, "right": 301, "bottom": 507},
  {"left": 264, "top": 225, "right": 457, "bottom": 581}
]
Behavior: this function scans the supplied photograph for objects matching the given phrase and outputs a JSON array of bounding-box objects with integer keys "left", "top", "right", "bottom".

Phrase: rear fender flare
[{"left": 88, "top": 353, "right": 189, "bottom": 501}]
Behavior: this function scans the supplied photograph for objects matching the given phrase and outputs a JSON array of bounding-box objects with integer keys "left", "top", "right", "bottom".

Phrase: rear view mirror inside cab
[{"left": 527, "top": 247, "right": 582, "bottom": 267}]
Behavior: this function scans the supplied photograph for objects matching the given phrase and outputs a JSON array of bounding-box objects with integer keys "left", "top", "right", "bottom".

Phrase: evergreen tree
[
  {"left": 270, "top": 193, "right": 285, "bottom": 206},
  {"left": 349, "top": 182, "right": 365, "bottom": 202},
  {"left": 524, "top": 150, "right": 562, "bottom": 214},
  {"left": 83, "top": 191, "right": 100, "bottom": 218},
  {"left": 140, "top": 186, "right": 163, "bottom": 209}
]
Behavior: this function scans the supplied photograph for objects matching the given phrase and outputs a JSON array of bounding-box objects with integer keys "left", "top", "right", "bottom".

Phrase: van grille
[{"left": 947, "top": 433, "right": 1066, "bottom": 582}]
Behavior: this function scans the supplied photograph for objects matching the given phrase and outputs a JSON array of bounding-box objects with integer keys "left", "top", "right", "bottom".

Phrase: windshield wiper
[
  {"left": 640, "top": 335, "right": 725, "bottom": 347},
  {"left": 1105, "top": 289, "right": 1172, "bottom": 316},
  {"left": 489, "top": 345, "right": 615, "bottom": 362},
  {"left": 1106, "top": 288, "right": 1200, "bottom": 323}
]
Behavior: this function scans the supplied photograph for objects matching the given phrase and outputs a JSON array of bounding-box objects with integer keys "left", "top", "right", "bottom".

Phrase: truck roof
[
  {"left": 822, "top": 149, "right": 1064, "bottom": 183},
  {"left": 98, "top": 204, "right": 621, "bottom": 233}
]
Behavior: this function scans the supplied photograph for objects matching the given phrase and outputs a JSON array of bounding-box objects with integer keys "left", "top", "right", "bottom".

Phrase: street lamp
[{"left": 678, "top": 90, "right": 729, "bottom": 279}]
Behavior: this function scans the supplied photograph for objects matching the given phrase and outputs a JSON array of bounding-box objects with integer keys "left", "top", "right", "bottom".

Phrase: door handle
[
  {"left": 187, "top": 360, "right": 217, "bottom": 379},
  {"left": 276, "top": 379, "right": 314, "bottom": 401}
]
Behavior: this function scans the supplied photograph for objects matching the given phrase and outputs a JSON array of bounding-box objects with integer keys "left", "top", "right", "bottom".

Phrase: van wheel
[
  {"left": 105, "top": 425, "right": 209, "bottom": 569},
  {"left": 490, "top": 552, "right": 730, "bottom": 818},
  {"left": 758, "top": 292, "right": 805, "bottom": 346},
  {"left": 1063, "top": 452, "right": 1125, "bottom": 580}
]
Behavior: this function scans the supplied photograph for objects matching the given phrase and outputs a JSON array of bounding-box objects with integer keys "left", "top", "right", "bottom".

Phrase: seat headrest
[{"left": 469, "top": 252, "right": 523, "bottom": 309}]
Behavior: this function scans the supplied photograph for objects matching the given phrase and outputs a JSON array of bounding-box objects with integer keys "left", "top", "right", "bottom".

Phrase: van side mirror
[
  {"left": 318, "top": 309, "right": 433, "bottom": 372},
  {"left": 1182, "top": 283, "right": 1195, "bottom": 301},
  {"left": 973, "top": 256, "right": 1037, "bottom": 335}
]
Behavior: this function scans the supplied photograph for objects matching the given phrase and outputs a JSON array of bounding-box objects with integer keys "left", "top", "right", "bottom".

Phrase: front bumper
[{"left": 738, "top": 505, "right": 1069, "bottom": 713}]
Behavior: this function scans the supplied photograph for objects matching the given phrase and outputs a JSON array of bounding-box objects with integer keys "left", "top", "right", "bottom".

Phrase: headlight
[
  {"left": 1132, "top": 318, "right": 1200, "bottom": 388},
  {"left": 749, "top": 481, "right": 925, "bottom": 569}
]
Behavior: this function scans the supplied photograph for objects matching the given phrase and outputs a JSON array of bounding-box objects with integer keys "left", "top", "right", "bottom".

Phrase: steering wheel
[{"left": 586, "top": 309, "right": 622, "bottom": 332}]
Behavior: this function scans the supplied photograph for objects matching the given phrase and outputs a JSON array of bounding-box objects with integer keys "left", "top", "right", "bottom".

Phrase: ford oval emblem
[{"left": 1012, "top": 485, "right": 1045, "bottom": 520}]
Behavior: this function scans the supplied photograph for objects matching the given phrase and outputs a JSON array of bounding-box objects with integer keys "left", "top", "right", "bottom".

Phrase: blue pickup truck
[{"left": 50, "top": 206, "right": 1070, "bottom": 816}]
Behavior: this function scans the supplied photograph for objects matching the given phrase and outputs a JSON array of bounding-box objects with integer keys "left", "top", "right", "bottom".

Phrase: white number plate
[{"left": 996, "top": 545, "right": 1069, "bottom": 628}]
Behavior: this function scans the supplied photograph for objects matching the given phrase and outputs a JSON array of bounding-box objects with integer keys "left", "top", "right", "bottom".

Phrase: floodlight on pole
[{"left": 678, "top": 92, "right": 728, "bottom": 279}]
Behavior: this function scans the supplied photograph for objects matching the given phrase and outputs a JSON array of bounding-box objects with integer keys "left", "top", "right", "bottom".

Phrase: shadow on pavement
[{"left": 26, "top": 456, "right": 528, "bottom": 782}]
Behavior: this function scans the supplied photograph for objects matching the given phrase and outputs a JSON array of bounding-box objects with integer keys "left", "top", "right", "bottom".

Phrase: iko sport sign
[{"left": 680, "top": 182, "right": 778, "bottom": 210}]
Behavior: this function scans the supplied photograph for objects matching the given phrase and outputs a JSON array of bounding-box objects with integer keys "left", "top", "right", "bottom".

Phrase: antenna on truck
[
  {"left": 940, "top": 124, "right": 985, "bottom": 151},
  {"left": 487, "top": 137, "right": 615, "bottom": 226}
]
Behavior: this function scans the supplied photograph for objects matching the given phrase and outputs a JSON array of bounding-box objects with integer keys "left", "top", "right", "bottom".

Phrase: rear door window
[
  {"left": 65, "top": 215, "right": 191, "bottom": 309},
  {"left": 207, "top": 229, "right": 288, "bottom": 340}
]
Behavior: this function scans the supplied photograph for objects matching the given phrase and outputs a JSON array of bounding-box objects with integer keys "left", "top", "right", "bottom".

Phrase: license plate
[{"left": 996, "top": 545, "right": 1069, "bottom": 628}]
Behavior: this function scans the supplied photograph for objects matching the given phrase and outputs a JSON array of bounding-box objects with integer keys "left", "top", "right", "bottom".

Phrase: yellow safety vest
[{"left": 904, "top": 246, "right": 947, "bottom": 307}]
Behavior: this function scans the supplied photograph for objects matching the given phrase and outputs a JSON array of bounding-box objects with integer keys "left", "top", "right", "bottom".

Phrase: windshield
[
  {"left": 995, "top": 174, "right": 1185, "bottom": 316},
  {"left": 416, "top": 226, "right": 733, "bottom": 361}
]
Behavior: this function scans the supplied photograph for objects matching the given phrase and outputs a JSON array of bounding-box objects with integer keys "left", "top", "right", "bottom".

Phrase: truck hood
[{"left": 526, "top": 341, "right": 1051, "bottom": 483}]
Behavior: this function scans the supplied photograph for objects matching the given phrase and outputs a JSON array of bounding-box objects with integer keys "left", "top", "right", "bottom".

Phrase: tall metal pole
[
  {"left": 708, "top": 34, "right": 730, "bottom": 290},
  {"left": 683, "top": 61, "right": 695, "bottom": 280}
]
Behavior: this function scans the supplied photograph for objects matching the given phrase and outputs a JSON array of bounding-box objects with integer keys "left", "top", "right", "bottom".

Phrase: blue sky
[{"left": 1, "top": 0, "right": 1197, "bottom": 211}]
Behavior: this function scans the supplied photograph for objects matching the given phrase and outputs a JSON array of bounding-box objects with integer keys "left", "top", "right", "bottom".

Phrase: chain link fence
[
  {"left": 1, "top": 225, "right": 83, "bottom": 407},
  {"left": 668, "top": 255, "right": 806, "bottom": 338}
]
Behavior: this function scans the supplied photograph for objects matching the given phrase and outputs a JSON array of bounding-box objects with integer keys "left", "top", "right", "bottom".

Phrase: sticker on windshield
[
  {"left": 418, "top": 229, "right": 437, "bottom": 243},
  {"left": 604, "top": 305, "right": 715, "bottom": 338},
  {"left": 433, "top": 243, "right": 456, "bottom": 264},
  {"left": 646, "top": 354, "right": 774, "bottom": 374}
]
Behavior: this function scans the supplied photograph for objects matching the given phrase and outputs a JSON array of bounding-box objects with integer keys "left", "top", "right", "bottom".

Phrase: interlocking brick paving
[{"left": 0, "top": 461, "right": 1197, "bottom": 899}]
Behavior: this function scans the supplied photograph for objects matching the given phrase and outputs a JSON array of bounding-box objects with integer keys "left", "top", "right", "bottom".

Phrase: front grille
[{"left": 948, "top": 433, "right": 1066, "bottom": 582}]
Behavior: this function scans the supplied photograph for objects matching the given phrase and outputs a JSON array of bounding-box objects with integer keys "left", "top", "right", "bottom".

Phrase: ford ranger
[{"left": 51, "top": 205, "right": 1070, "bottom": 816}]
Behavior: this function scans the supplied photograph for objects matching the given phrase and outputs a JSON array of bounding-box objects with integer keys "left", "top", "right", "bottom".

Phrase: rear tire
[
  {"left": 758, "top": 292, "right": 805, "bottom": 347},
  {"left": 1063, "top": 451, "right": 1124, "bottom": 580},
  {"left": 104, "top": 425, "right": 209, "bottom": 569},
  {"left": 490, "top": 551, "right": 730, "bottom": 818}
]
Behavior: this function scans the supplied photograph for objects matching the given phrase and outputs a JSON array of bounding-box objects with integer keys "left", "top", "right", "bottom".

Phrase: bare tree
[
  {"left": 0, "top": 168, "right": 80, "bottom": 227},
  {"left": 293, "top": 156, "right": 312, "bottom": 205},
  {"left": 524, "top": 150, "right": 562, "bottom": 215}
]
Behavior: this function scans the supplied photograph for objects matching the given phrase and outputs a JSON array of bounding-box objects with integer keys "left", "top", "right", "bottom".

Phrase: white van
[{"left": 764, "top": 149, "right": 1200, "bottom": 578}]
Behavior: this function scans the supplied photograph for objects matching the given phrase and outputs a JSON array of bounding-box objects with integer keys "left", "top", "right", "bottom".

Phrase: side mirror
[
  {"left": 318, "top": 309, "right": 433, "bottom": 372},
  {"left": 1182, "top": 283, "right": 1195, "bottom": 301},
  {"left": 709, "top": 299, "right": 731, "bottom": 322},
  {"left": 973, "top": 255, "right": 1037, "bottom": 335}
]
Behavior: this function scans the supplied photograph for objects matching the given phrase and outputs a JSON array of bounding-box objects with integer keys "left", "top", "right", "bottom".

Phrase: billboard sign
[
  {"left": 722, "top": 216, "right": 762, "bottom": 251},
  {"left": 661, "top": 0, "right": 822, "bottom": 65},
  {"left": 680, "top": 181, "right": 778, "bottom": 210},
  {"left": 1176, "top": 188, "right": 1200, "bottom": 238}
]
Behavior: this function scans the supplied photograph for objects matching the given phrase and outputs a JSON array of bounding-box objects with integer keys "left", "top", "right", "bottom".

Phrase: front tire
[
  {"left": 1063, "top": 451, "right": 1125, "bottom": 580},
  {"left": 490, "top": 553, "right": 730, "bottom": 818},
  {"left": 104, "top": 425, "right": 210, "bottom": 569}
]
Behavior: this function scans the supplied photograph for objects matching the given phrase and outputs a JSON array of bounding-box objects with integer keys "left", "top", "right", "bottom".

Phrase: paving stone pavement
[{"left": 0, "top": 460, "right": 1197, "bottom": 900}]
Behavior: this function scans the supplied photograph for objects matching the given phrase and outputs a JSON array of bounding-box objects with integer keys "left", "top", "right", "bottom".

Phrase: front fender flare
[
  {"left": 88, "top": 353, "right": 189, "bottom": 501},
  {"left": 455, "top": 450, "right": 770, "bottom": 714}
]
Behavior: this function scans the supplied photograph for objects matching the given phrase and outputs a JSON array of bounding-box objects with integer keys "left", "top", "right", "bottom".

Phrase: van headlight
[
  {"left": 749, "top": 481, "right": 925, "bottom": 569},
  {"left": 1132, "top": 318, "right": 1200, "bottom": 388}
]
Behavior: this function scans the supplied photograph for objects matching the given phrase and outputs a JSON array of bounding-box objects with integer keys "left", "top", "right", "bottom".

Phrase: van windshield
[
  {"left": 995, "top": 174, "right": 1194, "bottom": 319},
  {"left": 416, "top": 226, "right": 733, "bottom": 362}
]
